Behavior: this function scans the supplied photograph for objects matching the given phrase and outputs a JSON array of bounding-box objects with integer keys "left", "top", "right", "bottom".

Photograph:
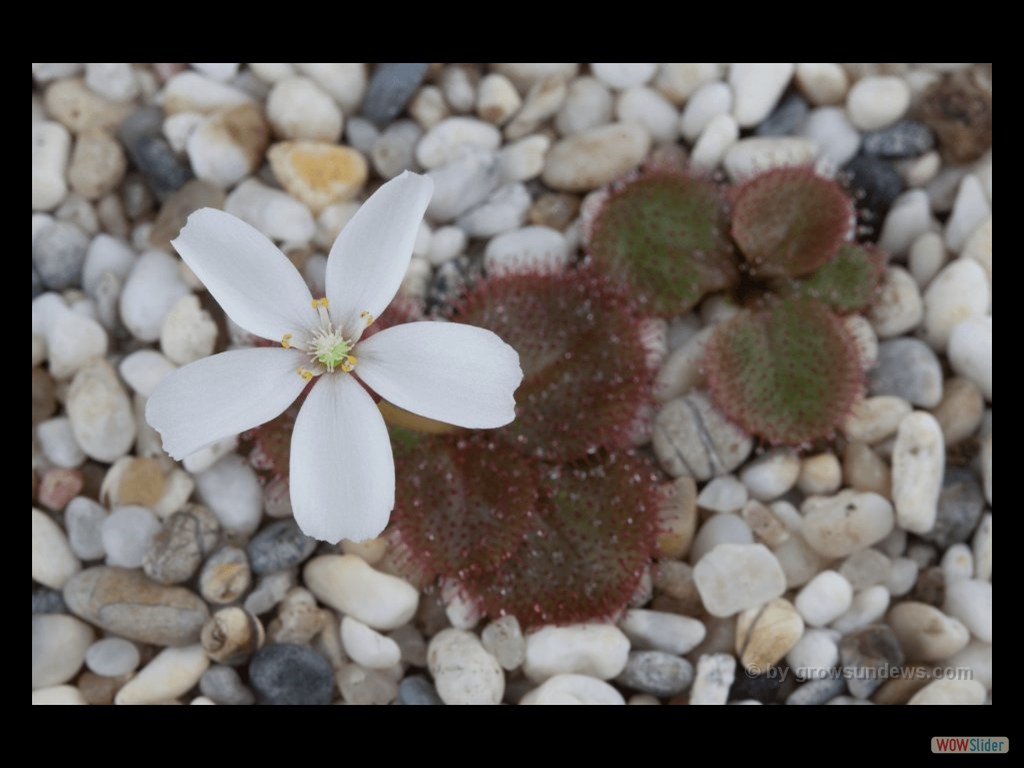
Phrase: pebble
[
  {"left": 119, "top": 250, "right": 190, "bottom": 342},
  {"left": 891, "top": 411, "right": 944, "bottom": 535},
  {"left": 652, "top": 326, "right": 713, "bottom": 403},
  {"left": 498, "top": 134, "right": 550, "bottom": 182},
  {"left": 408, "top": 85, "right": 449, "bottom": 129},
  {"left": 908, "top": 678, "right": 986, "bottom": 705},
  {"left": 224, "top": 178, "right": 315, "bottom": 243},
  {"left": 690, "top": 114, "right": 739, "bottom": 170},
  {"left": 839, "top": 624, "right": 904, "bottom": 699},
  {"left": 32, "top": 613, "right": 94, "bottom": 689},
  {"left": 886, "top": 556, "right": 918, "bottom": 597},
  {"left": 37, "top": 417, "right": 86, "bottom": 468},
  {"left": 655, "top": 477, "right": 698, "bottom": 558},
  {"left": 245, "top": 519, "right": 316, "bottom": 575},
  {"left": 921, "top": 259, "right": 989, "bottom": 352},
  {"left": 362, "top": 63, "right": 428, "bottom": 128},
  {"left": 555, "top": 76, "right": 613, "bottom": 136},
  {"left": 33, "top": 220, "right": 89, "bottom": 290},
  {"left": 722, "top": 136, "right": 818, "bottom": 181},
  {"left": 199, "top": 664, "right": 254, "bottom": 705},
  {"left": 735, "top": 597, "right": 804, "bottom": 673},
  {"left": 616, "top": 651, "right": 693, "bottom": 697},
  {"left": 266, "top": 587, "right": 326, "bottom": 645},
  {"left": 839, "top": 549, "right": 892, "bottom": 590},
  {"left": 370, "top": 118, "right": 421, "bottom": 179},
  {"left": 795, "top": 63, "right": 848, "bottom": 105},
  {"left": 456, "top": 182, "right": 531, "bottom": 237},
  {"left": 267, "top": 141, "right": 368, "bottom": 215},
  {"left": 697, "top": 475, "right": 748, "bottom": 513},
  {"left": 303, "top": 554, "right": 418, "bottom": 630},
  {"left": 693, "top": 543, "right": 786, "bottom": 617},
  {"left": 186, "top": 104, "right": 269, "bottom": 188},
  {"left": 520, "top": 674, "right": 625, "bottom": 705},
  {"left": 801, "top": 490, "right": 895, "bottom": 558},
  {"left": 202, "top": 606, "right": 265, "bottom": 664},
  {"left": 689, "top": 653, "right": 736, "bottom": 705},
  {"left": 416, "top": 116, "right": 501, "bottom": 169},
  {"left": 195, "top": 455, "right": 263, "bottom": 538},
  {"left": 921, "top": 467, "right": 985, "bottom": 549},
  {"left": 44, "top": 301, "right": 108, "bottom": 380},
  {"left": 741, "top": 500, "right": 790, "bottom": 548},
  {"left": 948, "top": 317, "right": 992, "bottom": 401},
  {"left": 292, "top": 63, "right": 365, "bottom": 113},
  {"left": 33, "top": 685, "right": 88, "bottom": 705},
  {"left": 943, "top": 579, "right": 991, "bottom": 642},
  {"left": 181, "top": 436, "right": 238, "bottom": 475},
  {"left": 869, "top": 339, "right": 943, "bottom": 408},
  {"left": 114, "top": 644, "right": 209, "bottom": 705},
  {"left": 846, "top": 75, "right": 910, "bottom": 131},
  {"left": 786, "top": 628, "right": 839, "bottom": 679},
  {"left": 85, "top": 637, "right": 140, "bottom": 677},
  {"left": 679, "top": 81, "right": 732, "bottom": 142},
  {"left": 740, "top": 449, "right": 800, "bottom": 501},
  {"left": 101, "top": 505, "right": 160, "bottom": 568},
  {"left": 878, "top": 189, "right": 931, "bottom": 257},
  {"left": 162, "top": 72, "right": 252, "bottom": 114},
  {"left": 652, "top": 392, "right": 753, "bottom": 481},
  {"left": 341, "top": 616, "right": 402, "bottom": 669},
  {"left": 34, "top": 62, "right": 84, "bottom": 81},
  {"left": 616, "top": 86, "right": 678, "bottom": 143},
  {"left": 947, "top": 640, "right": 992, "bottom": 692},
  {"left": 65, "top": 496, "right": 107, "bottom": 560},
  {"left": 118, "top": 107, "right": 192, "bottom": 200},
  {"left": 842, "top": 396, "right": 912, "bottom": 444},
  {"left": 755, "top": 94, "right": 808, "bottom": 137},
  {"left": 729, "top": 63, "right": 793, "bottom": 128},
  {"left": 787, "top": 677, "right": 847, "bottom": 705},
  {"left": 68, "top": 130, "right": 127, "bottom": 200},
  {"left": 480, "top": 615, "right": 526, "bottom": 670},
  {"left": 522, "top": 623, "right": 630, "bottom": 682},
  {"left": 157, "top": 294, "right": 215, "bottom": 365},
  {"left": 690, "top": 514, "right": 753, "bottom": 563},
  {"left": 428, "top": 628, "right": 504, "bottom": 705},
  {"left": 941, "top": 544, "right": 974, "bottom": 583},
  {"left": 619, "top": 609, "right": 705, "bottom": 655},
  {"left": 45, "top": 78, "right": 132, "bottom": 133},
  {"left": 266, "top": 76, "right": 342, "bottom": 142},
  {"left": 38, "top": 468, "right": 84, "bottom": 511},
  {"left": 846, "top": 155, "right": 907, "bottom": 235},
  {"left": 441, "top": 65, "right": 478, "bottom": 113},
  {"left": 541, "top": 123, "right": 651, "bottom": 192},
  {"left": 63, "top": 566, "right": 210, "bottom": 645},
  {"left": 337, "top": 663, "right": 398, "bottom": 705},
  {"left": 482, "top": 225, "right": 567, "bottom": 276},
  {"left": 249, "top": 643, "right": 334, "bottom": 705},
  {"left": 868, "top": 266, "right": 923, "bottom": 338},
  {"left": 796, "top": 454, "right": 842, "bottom": 496},
  {"left": 82, "top": 234, "right": 135, "bottom": 298},
  {"left": 863, "top": 120, "right": 934, "bottom": 158},
  {"left": 651, "top": 63, "right": 718, "bottom": 104},
  {"left": 198, "top": 545, "right": 251, "bottom": 604},
  {"left": 831, "top": 584, "right": 891, "bottom": 634},
  {"left": 794, "top": 571, "right": 853, "bottom": 627},
  {"left": 397, "top": 675, "right": 444, "bottom": 705},
  {"left": 888, "top": 602, "right": 969, "bottom": 661},
  {"left": 426, "top": 148, "right": 502, "bottom": 222},
  {"left": 591, "top": 63, "right": 657, "bottom": 90}
]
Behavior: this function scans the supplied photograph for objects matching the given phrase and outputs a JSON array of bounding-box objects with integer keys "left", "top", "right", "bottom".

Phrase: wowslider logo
[{"left": 932, "top": 737, "right": 1008, "bottom": 754}]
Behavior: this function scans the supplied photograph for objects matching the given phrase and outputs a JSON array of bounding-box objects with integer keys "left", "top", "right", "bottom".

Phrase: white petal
[
  {"left": 289, "top": 374, "right": 395, "bottom": 544},
  {"left": 146, "top": 347, "right": 308, "bottom": 460},
  {"left": 172, "top": 208, "right": 317, "bottom": 342},
  {"left": 355, "top": 321, "right": 522, "bottom": 429},
  {"left": 325, "top": 171, "right": 433, "bottom": 340}
]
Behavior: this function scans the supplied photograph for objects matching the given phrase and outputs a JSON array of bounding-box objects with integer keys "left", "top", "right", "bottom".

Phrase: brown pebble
[
  {"left": 912, "top": 566, "right": 946, "bottom": 607},
  {"left": 118, "top": 457, "right": 165, "bottom": 506},
  {"left": 68, "top": 130, "right": 127, "bottom": 200},
  {"left": 38, "top": 468, "right": 84, "bottom": 511},
  {"left": 843, "top": 441, "right": 891, "bottom": 496},
  {"left": 199, "top": 546, "right": 252, "bottom": 605},
  {"left": 78, "top": 671, "right": 129, "bottom": 705},
  {"left": 528, "top": 192, "right": 580, "bottom": 231},
  {"left": 656, "top": 476, "right": 697, "bottom": 558},
  {"left": 871, "top": 668, "right": 933, "bottom": 704},
  {"left": 43, "top": 78, "right": 132, "bottom": 134},
  {"left": 149, "top": 180, "right": 225, "bottom": 249},
  {"left": 32, "top": 367, "right": 57, "bottom": 425},
  {"left": 201, "top": 607, "right": 265, "bottom": 665},
  {"left": 918, "top": 68, "right": 993, "bottom": 163},
  {"left": 932, "top": 377, "right": 984, "bottom": 446}
]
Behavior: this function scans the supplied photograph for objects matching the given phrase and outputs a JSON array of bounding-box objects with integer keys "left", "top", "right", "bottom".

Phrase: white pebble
[
  {"left": 195, "top": 454, "right": 262, "bottom": 537},
  {"left": 428, "top": 628, "right": 504, "bottom": 705},
  {"left": 503, "top": 76, "right": 567, "bottom": 140},
  {"left": 160, "top": 294, "right": 217, "bottom": 365},
  {"left": 960, "top": 215, "right": 991, "bottom": 282},
  {"left": 542, "top": 123, "right": 651, "bottom": 192},
  {"left": 102, "top": 505, "right": 160, "bottom": 568},
  {"left": 945, "top": 174, "right": 990, "bottom": 253},
  {"left": 740, "top": 449, "right": 800, "bottom": 501},
  {"left": 878, "top": 189, "right": 933, "bottom": 257},
  {"left": 795, "top": 63, "right": 848, "bottom": 105},
  {"left": 801, "top": 490, "right": 895, "bottom": 558},
  {"left": 796, "top": 453, "right": 842, "bottom": 496},
  {"left": 115, "top": 645, "right": 210, "bottom": 705},
  {"left": 948, "top": 316, "right": 992, "bottom": 401},
  {"left": 842, "top": 395, "right": 911, "bottom": 444},
  {"left": 941, "top": 543, "right": 974, "bottom": 583},
  {"left": 498, "top": 134, "right": 550, "bottom": 182},
  {"left": 32, "top": 121, "right": 71, "bottom": 212},
  {"left": 690, "top": 113, "right": 738, "bottom": 170},
  {"left": 886, "top": 556, "right": 918, "bottom": 597},
  {"left": 679, "top": 81, "right": 732, "bottom": 143},
  {"left": 294, "top": 63, "right": 365, "bottom": 113},
  {"left": 729, "top": 63, "right": 794, "bottom": 128},
  {"left": 846, "top": 75, "right": 910, "bottom": 131},
  {"left": 908, "top": 679, "right": 986, "bottom": 705},
  {"left": 484, "top": 225, "right": 569, "bottom": 276},
  {"left": 119, "top": 250, "right": 190, "bottom": 342},
  {"left": 922, "top": 259, "right": 989, "bottom": 351},
  {"left": 943, "top": 579, "right": 992, "bottom": 642},
  {"left": 480, "top": 615, "right": 525, "bottom": 671},
  {"left": 839, "top": 549, "right": 892, "bottom": 590},
  {"left": 947, "top": 640, "right": 992, "bottom": 692},
  {"left": 65, "top": 496, "right": 107, "bottom": 560},
  {"left": 37, "top": 417, "right": 86, "bottom": 469},
  {"left": 591, "top": 63, "right": 657, "bottom": 90},
  {"left": 304, "top": 554, "right": 418, "bottom": 631},
  {"left": 426, "top": 148, "right": 502, "bottom": 222},
  {"left": 555, "top": 76, "right": 613, "bottom": 136},
  {"left": 32, "top": 614, "right": 93, "bottom": 689},
  {"left": 340, "top": 616, "right": 402, "bottom": 669},
  {"left": 476, "top": 73, "right": 521, "bottom": 126},
  {"left": 888, "top": 602, "right": 969, "bottom": 661},
  {"left": 690, "top": 514, "right": 754, "bottom": 564},
  {"left": 653, "top": 326, "right": 713, "bottom": 402},
  {"left": 265, "top": 76, "right": 342, "bottom": 142},
  {"left": 723, "top": 136, "right": 818, "bottom": 182},
  {"left": 892, "top": 411, "right": 945, "bottom": 535},
  {"left": 697, "top": 475, "right": 748, "bottom": 514},
  {"left": 693, "top": 543, "right": 786, "bottom": 617},
  {"left": 689, "top": 653, "right": 735, "bottom": 705},
  {"left": 795, "top": 570, "right": 853, "bottom": 627},
  {"left": 370, "top": 119, "right": 422, "bottom": 180},
  {"left": 162, "top": 72, "right": 252, "bottom": 114},
  {"left": 800, "top": 107, "right": 860, "bottom": 167},
  {"left": 86, "top": 62, "right": 139, "bottom": 103},
  {"left": 456, "top": 182, "right": 531, "bottom": 238},
  {"left": 520, "top": 674, "right": 624, "bottom": 705},
  {"left": 33, "top": 685, "right": 87, "bottom": 705},
  {"left": 190, "top": 62, "right": 240, "bottom": 82},
  {"left": 225, "top": 178, "right": 315, "bottom": 243},
  {"left": 426, "top": 225, "right": 467, "bottom": 266},
  {"left": 654, "top": 63, "right": 721, "bottom": 104},
  {"left": 619, "top": 609, "right": 705, "bottom": 655},
  {"left": 868, "top": 266, "right": 923, "bottom": 338},
  {"left": 66, "top": 360, "right": 136, "bottom": 462},
  {"left": 786, "top": 628, "right": 839, "bottom": 678},
  {"left": 616, "top": 86, "right": 678, "bottom": 143},
  {"left": 85, "top": 637, "right": 140, "bottom": 677},
  {"left": 185, "top": 108, "right": 265, "bottom": 189},
  {"left": 523, "top": 623, "right": 630, "bottom": 682},
  {"left": 907, "top": 232, "right": 947, "bottom": 289},
  {"left": 416, "top": 116, "right": 501, "bottom": 170},
  {"left": 119, "top": 349, "right": 176, "bottom": 398},
  {"left": 829, "top": 584, "right": 890, "bottom": 634}
]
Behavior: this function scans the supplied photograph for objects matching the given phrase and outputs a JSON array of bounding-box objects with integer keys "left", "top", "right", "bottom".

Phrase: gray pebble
[
  {"left": 32, "top": 268, "right": 44, "bottom": 298},
  {"left": 868, "top": 338, "right": 943, "bottom": 408},
  {"left": 920, "top": 467, "right": 985, "bottom": 549},
  {"left": 786, "top": 676, "right": 846, "bottom": 705},
  {"left": 362, "top": 63, "right": 429, "bottom": 128},
  {"left": 755, "top": 94, "right": 808, "bottom": 137},
  {"left": 143, "top": 505, "right": 220, "bottom": 585},
  {"left": 32, "top": 220, "right": 89, "bottom": 289},
  {"left": 653, "top": 392, "right": 753, "bottom": 480},
  {"left": 249, "top": 643, "right": 334, "bottom": 705},
  {"left": 615, "top": 651, "right": 694, "bottom": 697},
  {"left": 63, "top": 566, "right": 209, "bottom": 645},
  {"left": 199, "top": 664, "right": 256, "bottom": 705},
  {"left": 839, "top": 623, "right": 904, "bottom": 700},
  {"left": 32, "top": 586, "right": 67, "bottom": 614},
  {"left": 246, "top": 520, "right": 317, "bottom": 575},
  {"left": 862, "top": 120, "right": 935, "bottom": 159},
  {"left": 118, "top": 107, "right": 192, "bottom": 201},
  {"left": 199, "top": 545, "right": 252, "bottom": 605},
  {"left": 397, "top": 674, "right": 445, "bottom": 705}
]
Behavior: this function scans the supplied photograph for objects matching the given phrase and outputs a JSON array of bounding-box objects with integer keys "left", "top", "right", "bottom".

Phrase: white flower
[{"left": 146, "top": 171, "right": 522, "bottom": 543}]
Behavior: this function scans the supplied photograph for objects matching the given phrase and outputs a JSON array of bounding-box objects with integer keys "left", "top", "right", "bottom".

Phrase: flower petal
[
  {"left": 146, "top": 347, "right": 309, "bottom": 460},
  {"left": 289, "top": 374, "right": 395, "bottom": 544},
  {"left": 325, "top": 171, "right": 433, "bottom": 340},
  {"left": 172, "top": 208, "right": 318, "bottom": 342},
  {"left": 355, "top": 321, "right": 522, "bottom": 429}
]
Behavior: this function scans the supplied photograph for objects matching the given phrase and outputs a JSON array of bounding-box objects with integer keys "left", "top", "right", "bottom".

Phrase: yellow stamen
[
  {"left": 341, "top": 354, "right": 357, "bottom": 372},
  {"left": 297, "top": 367, "right": 314, "bottom": 381},
  {"left": 318, "top": 297, "right": 329, "bottom": 308},
  {"left": 281, "top": 333, "right": 293, "bottom": 349},
  {"left": 311, "top": 299, "right": 319, "bottom": 309},
  {"left": 360, "top": 310, "right": 375, "bottom": 327}
]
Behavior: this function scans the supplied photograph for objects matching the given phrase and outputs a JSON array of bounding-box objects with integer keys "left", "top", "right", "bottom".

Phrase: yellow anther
[
  {"left": 360, "top": 310, "right": 375, "bottom": 327},
  {"left": 280, "top": 333, "right": 293, "bottom": 349},
  {"left": 311, "top": 299, "right": 319, "bottom": 309},
  {"left": 318, "top": 297, "right": 330, "bottom": 308},
  {"left": 297, "top": 368, "right": 314, "bottom": 381},
  {"left": 341, "top": 355, "right": 357, "bottom": 373}
]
